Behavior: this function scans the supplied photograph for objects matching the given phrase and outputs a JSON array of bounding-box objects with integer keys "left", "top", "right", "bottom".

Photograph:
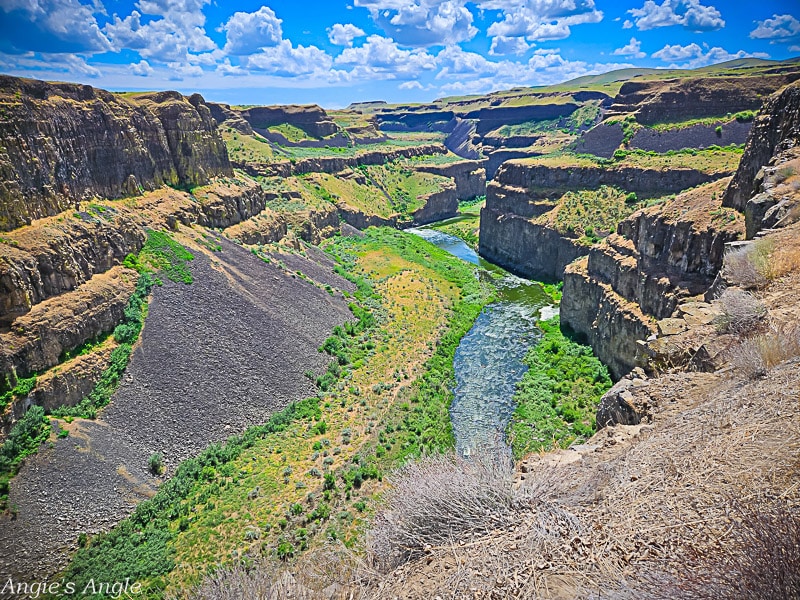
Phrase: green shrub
[
  {"left": 54, "top": 274, "right": 155, "bottom": 419},
  {"left": 138, "top": 230, "right": 194, "bottom": 284},
  {"left": 148, "top": 453, "right": 165, "bottom": 476},
  {"left": 508, "top": 317, "right": 611, "bottom": 459},
  {"left": 0, "top": 406, "right": 51, "bottom": 508}
]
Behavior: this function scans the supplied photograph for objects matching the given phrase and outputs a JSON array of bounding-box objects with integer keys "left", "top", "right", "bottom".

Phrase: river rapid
[{"left": 408, "top": 223, "right": 556, "bottom": 458}]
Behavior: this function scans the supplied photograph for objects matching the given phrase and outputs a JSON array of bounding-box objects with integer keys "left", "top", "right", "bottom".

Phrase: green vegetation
[
  {"left": 605, "top": 114, "right": 639, "bottom": 144},
  {"left": 0, "top": 406, "right": 50, "bottom": 509},
  {"left": 647, "top": 109, "right": 757, "bottom": 132},
  {"left": 267, "top": 123, "right": 316, "bottom": 143},
  {"left": 53, "top": 274, "right": 156, "bottom": 419},
  {"left": 566, "top": 101, "right": 601, "bottom": 132},
  {"left": 221, "top": 128, "right": 275, "bottom": 163},
  {"left": 0, "top": 375, "right": 37, "bottom": 414},
  {"left": 525, "top": 144, "right": 743, "bottom": 174},
  {"left": 60, "top": 395, "right": 327, "bottom": 596},
  {"left": 59, "top": 227, "right": 495, "bottom": 594},
  {"left": 541, "top": 185, "right": 637, "bottom": 244},
  {"left": 508, "top": 317, "right": 611, "bottom": 459},
  {"left": 300, "top": 164, "right": 451, "bottom": 220},
  {"left": 126, "top": 230, "right": 194, "bottom": 284}
]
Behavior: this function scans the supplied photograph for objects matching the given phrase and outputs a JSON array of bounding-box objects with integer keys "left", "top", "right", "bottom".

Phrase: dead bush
[
  {"left": 609, "top": 499, "right": 800, "bottom": 600},
  {"left": 187, "top": 546, "right": 371, "bottom": 600},
  {"left": 729, "top": 324, "right": 800, "bottom": 379},
  {"left": 190, "top": 560, "right": 282, "bottom": 600},
  {"left": 713, "top": 288, "right": 767, "bottom": 334},
  {"left": 367, "top": 452, "right": 535, "bottom": 570},
  {"left": 722, "top": 240, "right": 772, "bottom": 289}
]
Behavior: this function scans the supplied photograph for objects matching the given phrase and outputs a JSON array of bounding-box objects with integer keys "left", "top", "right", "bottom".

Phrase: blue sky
[{"left": 0, "top": 1, "right": 799, "bottom": 107}]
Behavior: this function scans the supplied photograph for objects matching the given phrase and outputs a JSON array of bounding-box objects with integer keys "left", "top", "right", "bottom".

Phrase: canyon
[{"left": 1, "top": 57, "right": 800, "bottom": 598}]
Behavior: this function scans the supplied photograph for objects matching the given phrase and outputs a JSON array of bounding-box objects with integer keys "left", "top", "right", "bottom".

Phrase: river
[{"left": 408, "top": 223, "right": 557, "bottom": 458}]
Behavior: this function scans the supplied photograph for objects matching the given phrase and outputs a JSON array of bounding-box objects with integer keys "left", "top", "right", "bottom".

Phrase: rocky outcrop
[
  {"left": 338, "top": 207, "right": 397, "bottom": 230},
  {"left": 480, "top": 210, "right": 586, "bottom": 281},
  {"left": 478, "top": 153, "right": 736, "bottom": 283},
  {"left": 0, "top": 267, "right": 137, "bottom": 380},
  {"left": 0, "top": 177, "right": 274, "bottom": 323},
  {"left": 0, "top": 214, "right": 145, "bottom": 322},
  {"left": 239, "top": 144, "right": 448, "bottom": 177},
  {"left": 560, "top": 180, "right": 744, "bottom": 379},
  {"left": 224, "top": 208, "right": 288, "bottom": 245},
  {"left": 207, "top": 102, "right": 254, "bottom": 135},
  {"left": 411, "top": 184, "right": 459, "bottom": 225},
  {"left": 0, "top": 76, "right": 232, "bottom": 231},
  {"left": 415, "top": 160, "right": 486, "bottom": 201},
  {"left": 26, "top": 344, "right": 116, "bottom": 415},
  {"left": 562, "top": 255, "right": 657, "bottom": 379},
  {"left": 606, "top": 72, "right": 800, "bottom": 125},
  {"left": 467, "top": 103, "right": 580, "bottom": 135},
  {"left": 297, "top": 207, "right": 341, "bottom": 244},
  {"left": 238, "top": 104, "right": 339, "bottom": 138},
  {"left": 489, "top": 158, "right": 727, "bottom": 197},
  {"left": 373, "top": 108, "right": 456, "bottom": 132},
  {"left": 723, "top": 82, "right": 800, "bottom": 220}
]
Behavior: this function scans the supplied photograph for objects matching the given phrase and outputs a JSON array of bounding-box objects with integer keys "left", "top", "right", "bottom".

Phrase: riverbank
[{"left": 56, "top": 227, "right": 495, "bottom": 596}]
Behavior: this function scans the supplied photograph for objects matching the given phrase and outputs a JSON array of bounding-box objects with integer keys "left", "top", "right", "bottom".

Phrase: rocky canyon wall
[{"left": 0, "top": 76, "right": 231, "bottom": 231}]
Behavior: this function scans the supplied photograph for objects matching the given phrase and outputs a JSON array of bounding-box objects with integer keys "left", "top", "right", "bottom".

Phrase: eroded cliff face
[
  {"left": 239, "top": 143, "right": 448, "bottom": 177},
  {"left": 415, "top": 160, "right": 486, "bottom": 201},
  {"left": 560, "top": 179, "right": 744, "bottom": 379},
  {"left": 477, "top": 156, "right": 734, "bottom": 282},
  {"left": 0, "top": 175, "right": 292, "bottom": 420},
  {"left": 606, "top": 72, "right": 800, "bottom": 125},
  {"left": 487, "top": 159, "right": 724, "bottom": 196},
  {"left": 0, "top": 77, "right": 232, "bottom": 231},
  {"left": 723, "top": 82, "right": 800, "bottom": 236}
]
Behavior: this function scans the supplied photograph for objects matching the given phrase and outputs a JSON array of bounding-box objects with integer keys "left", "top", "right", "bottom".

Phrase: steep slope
[
  {"left": 560, "top": 79, "right": 800, "bottom": 379},
  {"left": 0, "top": 234, "right": 355, "bottom": 580}
]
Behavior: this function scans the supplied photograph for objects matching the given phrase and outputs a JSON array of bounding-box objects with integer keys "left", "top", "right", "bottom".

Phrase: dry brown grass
[
  {"left": 367, "top": 452, "right": 533, "bottom": 570},
  {"left": 722, "top": 240, "right": 772, "bottom": 289},
  {"left": 723, "top": 235, "right": 800, "bottom": 289},
  {"left": 728, "top": 323, "right": 800, "bottom": 379},
  {"left": 608, "top": 498, "right": 800, "bottom": 600},
  {"left": 768, "top": 237, "right": 800, "bottom": 280}
]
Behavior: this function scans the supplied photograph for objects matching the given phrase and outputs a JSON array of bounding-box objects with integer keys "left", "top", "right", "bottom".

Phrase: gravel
[{"left": 0, "top": 235, "right": 354, "bottom": 580}]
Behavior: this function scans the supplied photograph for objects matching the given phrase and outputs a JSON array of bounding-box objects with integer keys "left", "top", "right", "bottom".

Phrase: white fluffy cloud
[
  {"left": 221, "top": 6, "right": 283, "bottom": 55},
  {"left": 652, "top": 42, "right": 768, "bottom": 67},
  {"left": 130, "top": 59, "right": 153, "bottom": 76},
  {"left": 613, "top": 37, "right": 646, "bottom": 58},
  {"left": 353, "top": 0, "right": 477, "bottom": 47},
  {"left": 627, "top": 0, "right": 724, "bottom": 32},
  {"left": 328, "top": 23, "right": 366, "bottom": 47},
  {"left": 335, "top": 34, "right": 436, "bottom": 78},
  {"left": 750, "top": 14, "right": 800, "bottom": 41},
  {"left": 104, "top": 0, "right": 217, "bottom": 65},
  {"left": 0, "top": 0, "right": 111, "bottom": 53},
  {"left": 652, "top": 41, "right": 704, "bottom": 61},
  {"left": 483, "top": 0, "right": 603, "bottom": 42},
  {"left": 489, "top": 35, "right": 531, "bottom": 56},
  {"left": 244, "top": 39, "right": 332, "bottom": 77}
]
